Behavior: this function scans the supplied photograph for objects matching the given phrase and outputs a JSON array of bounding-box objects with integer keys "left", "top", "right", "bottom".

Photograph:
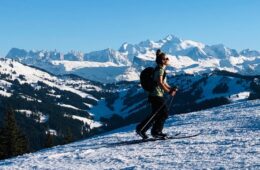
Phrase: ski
[
  {"left": 145, "top": 132, "right": 181, "bottom": 141},
  {"left": 107, "top": 132, "right": 200, "bottom": 146},
  {"left": 155, "top": 132, "right": 201, "bottom": 140},
  {"left": 137, "top": 132, "right": 200, "bottom": 143}
]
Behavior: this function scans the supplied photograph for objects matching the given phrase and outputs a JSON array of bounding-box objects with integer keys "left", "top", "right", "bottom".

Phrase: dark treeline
[{"left": 0, "top": 108, "right": 28, "bottom": 160}]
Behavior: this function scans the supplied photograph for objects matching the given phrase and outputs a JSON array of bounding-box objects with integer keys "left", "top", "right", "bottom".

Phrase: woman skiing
[{"left": 136, "top": 49, "right": 177, "bottom": 139}]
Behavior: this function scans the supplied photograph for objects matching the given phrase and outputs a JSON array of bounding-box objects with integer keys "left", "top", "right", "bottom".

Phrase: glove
[
  {"left": 169, "top": 86, "right": 178, "bottom": 94},
  {"left": 172, "top": 86, "right": 178, "bottom": 91}
]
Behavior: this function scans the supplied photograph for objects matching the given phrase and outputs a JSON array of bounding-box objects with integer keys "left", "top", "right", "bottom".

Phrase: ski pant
[{"left": 136, "top": 96, "right": 169, "bottom": 134}]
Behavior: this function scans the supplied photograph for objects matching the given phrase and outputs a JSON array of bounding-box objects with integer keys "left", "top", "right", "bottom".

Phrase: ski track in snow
[{"left": 0, "top": 100, "right": 259, "bottom": 170}]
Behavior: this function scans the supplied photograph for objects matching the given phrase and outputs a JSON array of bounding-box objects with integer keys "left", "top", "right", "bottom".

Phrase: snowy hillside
[
  {"left": 1, "top": 57, "right": 259, "bottom": 161},
  {"left": 0, "top": 58, "right": 107, "bottom": 150},
  {"left": 1, "top": 100, "right": 259, "bottom": 169},
  {"left": 0, "top": 58, "right": 99, "bottom": 100},
  {"left": 5, "top": 35, "right": 260, "bottom": 83},
  {"left": 1, "top": 57, "right": 258, "bottom": 132}
]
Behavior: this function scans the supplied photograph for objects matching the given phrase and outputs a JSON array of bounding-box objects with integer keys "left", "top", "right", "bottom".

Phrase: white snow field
[{"left": 0, "top": 100, "right": 259, "bottom": 170}]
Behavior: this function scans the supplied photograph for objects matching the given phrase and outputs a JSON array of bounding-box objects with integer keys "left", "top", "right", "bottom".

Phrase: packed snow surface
[{"left": 0, "top": 100, "right": 259, "bottom": 169}]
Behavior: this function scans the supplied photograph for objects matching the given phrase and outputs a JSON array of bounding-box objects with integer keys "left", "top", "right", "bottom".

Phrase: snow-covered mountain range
[
  {"left": 1, "top": 99, "right": 259, "bottom": 169},
  {"left": 1, "top": 57, "right": 259, "bottom": 152},
  {"left": 1, "top": 35, "right": 260, "bottom": 159},
  {"left": 5, "top": 35, "right": 260, "bottom": 83}
]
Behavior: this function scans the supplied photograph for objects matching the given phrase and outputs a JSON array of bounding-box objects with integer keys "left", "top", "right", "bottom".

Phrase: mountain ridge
[
  {"left": 1, "top": 56, "right": 259, "bottom": 158},
  {"left": 1, "top": 35, "right": 260, "bottom": 158},
  {"left": 5, "top": 35, "right": 260, "bottom": 83}
]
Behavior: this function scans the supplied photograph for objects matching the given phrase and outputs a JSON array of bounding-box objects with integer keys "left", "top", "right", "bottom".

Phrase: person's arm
[
  {"left": 158, "top": 77, "right": 177, "bottom": 96},
  {"left": 158, "top": 76, "right": 171, "bottom": 93},
  {"left": 165, "top": 82, "right": 171, "bottom": 89}
]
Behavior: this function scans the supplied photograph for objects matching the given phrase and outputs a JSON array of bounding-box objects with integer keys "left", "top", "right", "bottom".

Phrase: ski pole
[
  {"left": 168, "top": 95, "right": 175, "bottom": 112},
  {"left": 139, "top": 96, "right": 172, "bottom": 132}
]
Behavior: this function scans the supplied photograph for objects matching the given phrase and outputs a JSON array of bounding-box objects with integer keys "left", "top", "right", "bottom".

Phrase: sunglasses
[{"left": 162, "top": 58, "right": 169, "bottom": 61}]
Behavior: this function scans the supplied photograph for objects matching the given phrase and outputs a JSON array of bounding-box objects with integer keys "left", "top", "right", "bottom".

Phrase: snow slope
[
  {"left": 1, "top": 100, "right": 259, "bottom": 169},
  {"left": 0, "top": 58, "right": 96, "bottom": 99},
  {"left": 0, "top": 58, "right": 104, "bottom": 134}
]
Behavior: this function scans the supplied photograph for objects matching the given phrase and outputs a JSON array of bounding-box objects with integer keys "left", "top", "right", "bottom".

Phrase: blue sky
[{"left": 0, "top": 0, "right": 259, "bottom": 56}]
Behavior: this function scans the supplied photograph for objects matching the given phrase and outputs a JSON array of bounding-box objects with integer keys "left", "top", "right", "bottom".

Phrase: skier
[{"left": 136, "top": 49, "right": 177, "bottom": 139}]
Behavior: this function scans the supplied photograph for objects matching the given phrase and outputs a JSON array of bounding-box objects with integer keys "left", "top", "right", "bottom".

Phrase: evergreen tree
[
  {"left": 0, "top": 108, "right": 29, "bottom": 160},
  {"left": 44, "top": 132, "right": 54, "bottom": 148},
  {"left": 0, "top": 128, "right": 7, "bottom": 159},
  {"left": 63, "top": 128, "right": 73, "bottom": 144}
]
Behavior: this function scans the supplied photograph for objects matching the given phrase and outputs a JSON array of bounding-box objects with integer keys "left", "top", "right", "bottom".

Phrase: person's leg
[
  {"left": 151, "top": 97, "right": 169, "bottom": 136},
  {"left": 151, "top": 110, "right": 168, "bottom": 134},
  {"left": 136, "top": 112, "right": 156, "bottom": 133},
  {"left": 136, "top": 96, "right": 160, "bottom": 138}
]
